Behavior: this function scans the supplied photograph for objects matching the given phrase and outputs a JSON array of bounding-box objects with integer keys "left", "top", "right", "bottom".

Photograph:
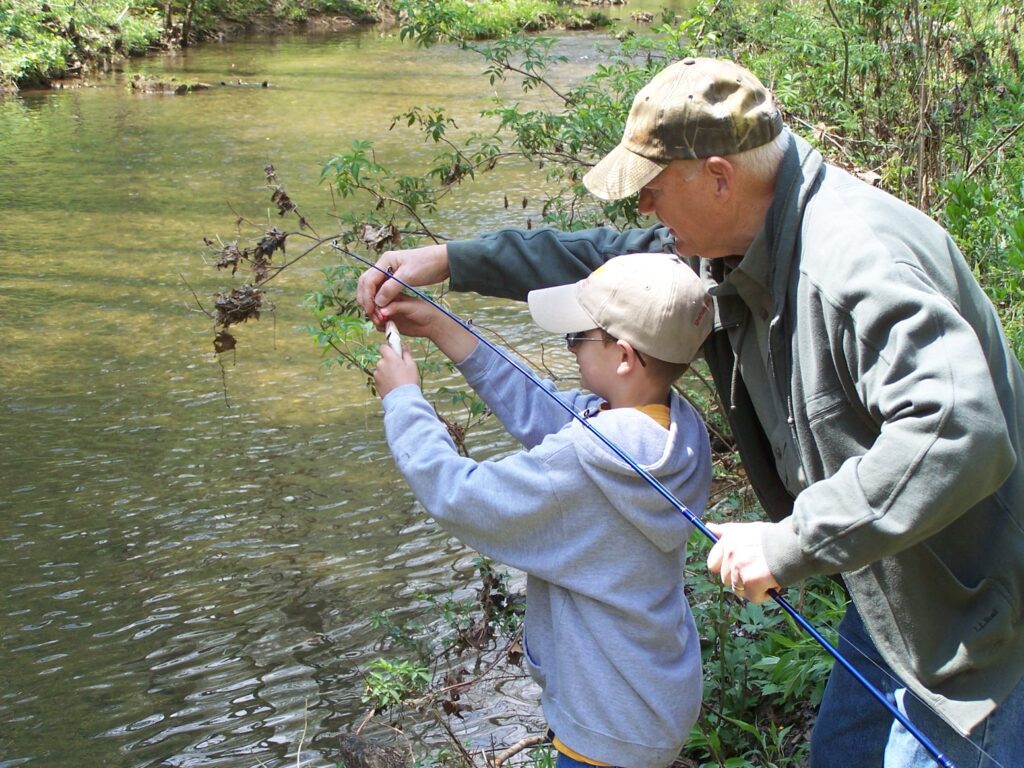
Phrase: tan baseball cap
[
  {"left": 527, "top": 253, "right": 713, "bottom": 364},
  {"left": 583, "top": 57, "right": 783, "bottom": 201}
]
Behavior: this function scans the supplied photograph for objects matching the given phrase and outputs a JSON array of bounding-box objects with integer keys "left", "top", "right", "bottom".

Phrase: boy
[{"left": 372, "top": 252, "right": 713, "bottom": 768}]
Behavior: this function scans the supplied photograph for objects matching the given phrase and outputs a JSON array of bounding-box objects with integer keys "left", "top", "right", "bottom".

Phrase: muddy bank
[
  {"left": 2, "top": 7, "right": 383, "bottom": 94},
  {"left": 183, "top": 7, "right": 386, "bottom": 45}
]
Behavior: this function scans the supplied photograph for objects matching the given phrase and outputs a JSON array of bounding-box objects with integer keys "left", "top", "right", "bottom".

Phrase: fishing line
[
  {"left": 334, "top": 242, "right": 956, "bottom": 768},
  {"left": 829, "top": 622, "right": 1005, "bottom": 768}
]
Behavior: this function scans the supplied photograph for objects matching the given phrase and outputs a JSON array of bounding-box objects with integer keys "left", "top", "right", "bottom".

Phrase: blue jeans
[
  {"left": 884, "top": 678, "right": 1024, "bottom": 768},
  {"left": 555, "top": 752, "right": 621, "bottom": 768},
  {"left": 810, "top": 603, "right": 1024, "bottom": 768}
]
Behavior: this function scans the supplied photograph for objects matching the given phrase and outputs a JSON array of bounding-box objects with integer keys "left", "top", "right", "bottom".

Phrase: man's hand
[
  {"left": 374, "top": 345, "right": 419, "bottom": 398},
  {"left": 356, "top": 244, "right": 451, "bottom": 324},
  {"left": 706, "top": 521, "right": 781, "bottom": 603}
]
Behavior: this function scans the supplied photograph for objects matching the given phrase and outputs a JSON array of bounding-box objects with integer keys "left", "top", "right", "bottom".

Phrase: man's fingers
[
  {"left": 706, "top": 540, "right": 724, "bottom": 574},
  {"left": 373, "top": 273, "right": 404, "bottom": 308},
  {"left": 357, "top": 252, "right": 399, "bottom": 313},
  {"left": 730, "top": 567, "right": 746, "bottom": 595},
  {"left": 357, "top": 263, "right": 388, "bottom": 313}
]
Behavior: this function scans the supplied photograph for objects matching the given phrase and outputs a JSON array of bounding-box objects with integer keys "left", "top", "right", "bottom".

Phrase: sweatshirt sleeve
[
  {"left": 380, "top": 383, "right": 574, "bottom": 571},
  {"left": 455, "top": 341, "right": 603, "bottom": 449},
  {"left": 447, "top": 224, "right": 675, "bottom": 300}
]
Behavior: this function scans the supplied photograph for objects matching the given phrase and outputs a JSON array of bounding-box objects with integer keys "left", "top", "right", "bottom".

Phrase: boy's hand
[{"left": 374, "top": 345, "right": 419, "bottom": 398}]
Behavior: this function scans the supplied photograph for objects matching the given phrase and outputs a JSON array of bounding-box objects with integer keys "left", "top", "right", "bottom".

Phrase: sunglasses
[
  {"left": 565, "top": 331, "right": 604, "bottom": 350},
  {"left": 564, "top": 331, "right": 647, "bottom": 367}
]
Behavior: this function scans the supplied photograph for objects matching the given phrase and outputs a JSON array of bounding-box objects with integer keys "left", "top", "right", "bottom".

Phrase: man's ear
[{"left": 704, "top": 156, "right": 734, "bottom": 198}]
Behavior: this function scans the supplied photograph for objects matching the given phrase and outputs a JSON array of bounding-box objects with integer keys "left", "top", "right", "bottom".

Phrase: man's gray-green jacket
[{"left": 444, "top": 131, "right": 1024, "bottom": 735}]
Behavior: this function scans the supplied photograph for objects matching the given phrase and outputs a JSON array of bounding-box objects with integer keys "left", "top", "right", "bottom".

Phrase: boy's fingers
[{"left": 379, "top": 343, "right": 414, "bottom": 364}]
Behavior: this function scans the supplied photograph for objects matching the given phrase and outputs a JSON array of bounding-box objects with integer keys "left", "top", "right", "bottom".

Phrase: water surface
[{"left": 0, "top": 13, "right": 678, "bottom": 767}]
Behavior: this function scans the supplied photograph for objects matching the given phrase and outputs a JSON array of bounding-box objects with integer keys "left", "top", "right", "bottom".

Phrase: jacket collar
[{"left": 763, "top": 130, "right": 826, "bottom": 309}]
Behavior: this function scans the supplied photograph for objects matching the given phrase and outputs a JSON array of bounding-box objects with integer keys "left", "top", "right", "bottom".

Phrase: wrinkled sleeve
[
  {"left": 381, "top": 383, "right": 575, "bottom": 571},
  {"left": 455, "top": 341, "right": 603, "bottom": 449},
  {"left": 447, "top": 224, "right": 674, "bottom": 300},
  {"left": 763, "top": 257, "right": 1016, "bottom": 585}
]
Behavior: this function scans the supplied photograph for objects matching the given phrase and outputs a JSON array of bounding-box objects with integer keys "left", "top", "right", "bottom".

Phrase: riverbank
[
  {"left": 0, "top": 1, "right": 381, "bottom": 92},
  {"left": 0, "top": 0, "right": 613, "bottom": 93}
]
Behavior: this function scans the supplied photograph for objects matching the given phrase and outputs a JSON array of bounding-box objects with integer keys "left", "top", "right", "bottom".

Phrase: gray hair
[
  {"left": 673, "top": 129, "right": 790, "bottom": 184},
  {"left": 728, "top": 129, "right": 790, "bottom": 183}
]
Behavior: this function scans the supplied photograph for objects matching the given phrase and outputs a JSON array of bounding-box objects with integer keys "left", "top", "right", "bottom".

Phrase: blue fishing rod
[{"left": 335, "top": 242, "right": 956, "bottom": 768}]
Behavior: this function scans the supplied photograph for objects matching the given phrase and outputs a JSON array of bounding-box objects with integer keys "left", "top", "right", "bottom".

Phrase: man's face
[{"left": 638, "top": 160, "right": 727, "bottom": 259}]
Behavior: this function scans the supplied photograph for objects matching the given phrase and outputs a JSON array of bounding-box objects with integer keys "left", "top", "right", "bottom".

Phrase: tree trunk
[{"left": 182, "top": 0, "right": 197, "bottom": 48}]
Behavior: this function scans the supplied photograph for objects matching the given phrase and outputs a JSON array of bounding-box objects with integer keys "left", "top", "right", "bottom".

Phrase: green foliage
[
  {"left": 0, "top": 0, "right": 382, "bottom": 88},
  {"left": 0, "top": 0, "right": 163, "bottom": 88},
  {"left": 395, "top": 0, "right": 610, "bottom": 46},
  {"left": 362, "top": 658, "right": 432, "bottom": 713},
  {"left": 528, "top": 744, "right": 556, "bottom": 768},
  {"left": 677, "top": 497, "right": 843, "bottom": 767},
  {"left": 370, "top": 609, "right": 426, "bottom": 653},
  {"left": 357, "top": 555, "right": 524, "bottom": 732},
  {"left": 158, "top": 0, "right": 377, "bottom": 34}
]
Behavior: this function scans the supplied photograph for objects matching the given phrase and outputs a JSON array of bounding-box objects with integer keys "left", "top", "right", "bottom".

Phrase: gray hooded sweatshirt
[{"left": 381, "top": 341, "right": 710, "bottom": 768}]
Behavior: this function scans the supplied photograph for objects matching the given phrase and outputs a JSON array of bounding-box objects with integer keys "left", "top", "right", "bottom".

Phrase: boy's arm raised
[
  {"left": 377, "top": 297, "right": 477, "bottom": 363},
  {"left": 377, "top": 295, "right": 600, "bottom": 448}
]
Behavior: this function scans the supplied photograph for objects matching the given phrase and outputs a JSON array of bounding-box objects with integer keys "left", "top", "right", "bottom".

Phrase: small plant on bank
[{"left": 362, "top": 658, "right": 433, "bottom": 714}]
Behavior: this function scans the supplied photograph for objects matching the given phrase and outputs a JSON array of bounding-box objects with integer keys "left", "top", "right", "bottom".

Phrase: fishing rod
[{"left": 333, "top": 242, "right": 956, "bottom": 768}]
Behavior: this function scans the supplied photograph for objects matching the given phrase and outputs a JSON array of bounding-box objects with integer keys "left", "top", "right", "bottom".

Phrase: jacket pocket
[
  {"left": 802, "top": 386, "right": 878, "bottom": 478},
  {"left": 523, "top": 630, "right": 545, "bottom": 687},
  {"left": 866, "top": 543, "right": 1018, "bottom": 685}
]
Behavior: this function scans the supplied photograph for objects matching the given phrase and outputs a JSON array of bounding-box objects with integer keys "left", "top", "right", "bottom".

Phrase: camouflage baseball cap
[{"left": 583, "top": 57, "right": 783, "bottom": 201}]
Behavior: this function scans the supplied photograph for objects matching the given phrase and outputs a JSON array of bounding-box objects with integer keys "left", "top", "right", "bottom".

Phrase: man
[{"left": 356, "top": 57, "right": 1024, "bottom": 767}]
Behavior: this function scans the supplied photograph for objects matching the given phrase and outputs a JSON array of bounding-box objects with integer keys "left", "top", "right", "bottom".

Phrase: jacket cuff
[
  {"left": 447, "top": 239, "right": 485, "bottom": 293},
  {"left": 762, "top": 517, "right": 819, "bottom": 586}
]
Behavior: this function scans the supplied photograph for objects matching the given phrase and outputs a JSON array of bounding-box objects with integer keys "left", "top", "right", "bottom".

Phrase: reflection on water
[{"left": 0, "top": 20, "right": 632, "bottom": 768}]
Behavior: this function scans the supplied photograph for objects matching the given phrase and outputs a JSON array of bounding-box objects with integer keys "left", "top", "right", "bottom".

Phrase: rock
[
  {"left": 129, "top": 74, "right": 211, "bottom": 94},
  {"left": 338, "top": 735, "right": 409, "bottom": 768}
]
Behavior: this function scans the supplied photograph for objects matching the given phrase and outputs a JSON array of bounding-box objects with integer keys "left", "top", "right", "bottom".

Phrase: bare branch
[
  {"left": 932, "top": 118, "right": 1024, "bottom": 211},
  {"left": 492, "top": 735, "right": 549, "bottom": 767},
  {"left": 179, "top": 272, "right": 214, "bottom": 319}
]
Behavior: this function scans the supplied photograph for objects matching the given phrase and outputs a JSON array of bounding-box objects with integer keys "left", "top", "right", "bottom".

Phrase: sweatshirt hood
[{"left": 571, "top": 393, "right": 711, "bottom": 552}]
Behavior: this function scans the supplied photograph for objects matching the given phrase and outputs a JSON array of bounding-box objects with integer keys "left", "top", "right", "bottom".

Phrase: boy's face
[{"left": 567, "top": 329, "right": 621, "bottom": 398}]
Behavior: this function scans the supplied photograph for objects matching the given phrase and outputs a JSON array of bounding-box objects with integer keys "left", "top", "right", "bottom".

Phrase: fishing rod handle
[{"left": 385, "top": 320, "right": 402, "bottom": 354}]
